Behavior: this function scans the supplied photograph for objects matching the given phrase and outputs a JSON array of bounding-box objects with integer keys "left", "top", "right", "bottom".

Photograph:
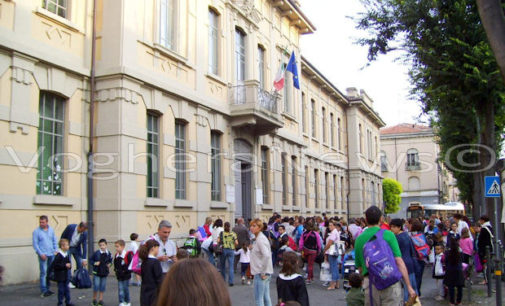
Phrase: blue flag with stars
[{"left": 286, "top": 51, "right": 300, "bottom": 89}]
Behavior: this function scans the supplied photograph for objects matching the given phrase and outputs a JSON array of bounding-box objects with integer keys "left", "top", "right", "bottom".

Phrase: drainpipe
[
  {"left": 86, "top": 0, "right": 97, "bottom": 270},
  {"left": 345, "top": 110, "right": 351, "bottom": 221}
]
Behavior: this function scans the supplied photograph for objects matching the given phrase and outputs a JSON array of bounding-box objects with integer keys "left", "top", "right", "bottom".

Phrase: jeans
[
  {"left": 328, "top": 255, "right": 340, "bottom": 282},
  {"left": 93, "top": 275, "right": 107, "bottom": 292},
  {"left": 38, "top": 255, "right": 54, "bottom": 293},
  {"left": 448, "top": 285, "right": 463, "bottom": 304},
  {"left": 220, "top": 249, "right": 235, "bottom": 285},
  {"left": 203, "top": 248, "right": 215, "bottom": 266},
  {"left": 68, "top": 247, "right": 83, "bottom": 270},
  {"left": 57, "top": 280, "right": 71, "bottom": 305},
  {"left": 241, "top": 263, "right": 250, "bottom": 277},
  {"left": 304, "top": 249, "right": 317, "bottom": 280},
  {"left": 118, "top": 279, "right": 130, "bottom": 303},
  {"left": 414, "top": 260, "right": 425, "bottom": 296},
  {"left": 253, "top": 274, "right": 272, "bottom": 306},
  {"left": 402, "top": 273, "right": 418, "bottom": 302}
]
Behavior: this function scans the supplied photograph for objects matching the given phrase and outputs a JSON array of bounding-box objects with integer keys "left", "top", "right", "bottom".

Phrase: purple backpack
[{"left": 363, "top": 229, "right": 402, "bottom": 290}]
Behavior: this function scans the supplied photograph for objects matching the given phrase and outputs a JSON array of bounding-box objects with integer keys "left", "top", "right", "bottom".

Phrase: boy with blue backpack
[{"left": 354, "top": 206, "right": 416, "bottom": 306}]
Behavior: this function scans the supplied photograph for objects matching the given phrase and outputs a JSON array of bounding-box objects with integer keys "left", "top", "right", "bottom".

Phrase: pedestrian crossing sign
[{"left": 485, "top": 176, "right": 501, "bottom": 197}]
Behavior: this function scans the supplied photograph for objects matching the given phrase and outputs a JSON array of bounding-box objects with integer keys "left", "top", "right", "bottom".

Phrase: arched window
[
  {"left": 406, "top": 148, "right": 419, "bottom": 170},
  {"left": 235, "top": 27, "right": 246, "bottom": 81},
  {"left": 380, "top": 151, "right": 388, "bottom": 172},
  {"left": 408, "top": 176, "right": 420, "bottom": 191}
]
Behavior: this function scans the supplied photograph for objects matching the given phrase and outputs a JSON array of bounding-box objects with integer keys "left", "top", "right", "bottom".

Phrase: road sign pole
[{"left": 494, "top": 197, "right": 503, "bottom": 306}]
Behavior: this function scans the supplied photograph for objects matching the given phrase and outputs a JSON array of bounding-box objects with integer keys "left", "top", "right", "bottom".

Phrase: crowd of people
[{"left": 31, "top": 209, "right": 495, "bottom": 306}]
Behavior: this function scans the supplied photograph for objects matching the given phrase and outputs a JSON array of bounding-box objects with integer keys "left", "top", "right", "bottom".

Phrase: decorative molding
[
  {"left": 96, "top": 87, "right": 139, "bottom": 104},
  {"left": 11, "top": 66, "right": 32, "bottom": 85},
  {"left": 195, "top": 113, "right": 208, "bottom": 127},
  {"left": 33, "top": 195, "right": 79, "bottom": 206}
]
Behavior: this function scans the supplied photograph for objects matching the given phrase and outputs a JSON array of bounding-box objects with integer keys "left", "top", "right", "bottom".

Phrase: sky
[{"left": 299, "top": 0, "right": 424, "bottom": 127}]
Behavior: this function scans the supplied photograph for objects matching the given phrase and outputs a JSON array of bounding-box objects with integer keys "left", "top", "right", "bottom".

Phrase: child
[
  {"left": 432, "top": 244, "right": 446, "bottom": 301},
  {"left": 459, "top": 228, "right": 473, "bottom": 264},
  {"left": 139, "top": 239, "right": 163, "bottom": 306},
  {"left": 128, "top": 233, "right": 141, "bottom": 286},
  {"left": 447, "top": 223, "right": 460, "bottom": 248},
  {"left": 276, "top": 252, "right": 309, "bottom": 306},
  {"left": 181, "top": 229, "right": 201, "bottom": 258},
  {"left": 346, "top": 273, "right": 364, "bottom": 306},
  {"left": 234, "top": 242, "right": 251, "bottom": 285},
  {"left": 444, "top": 238, "right": 465, "bottom": 306},
  {"left": 90, "top": 238, "right": 112, "bottom": 306},
  {"left": 114, "top": 240, "right": 133, "bottom": 306},
  {"left": 53, "top": 239, "right": 74, "bottom": 306}
]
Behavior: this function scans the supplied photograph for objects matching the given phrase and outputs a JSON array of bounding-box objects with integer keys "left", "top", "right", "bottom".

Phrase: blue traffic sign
[{"left": 485, "top": 176, "right": 501, "bottom": 197}]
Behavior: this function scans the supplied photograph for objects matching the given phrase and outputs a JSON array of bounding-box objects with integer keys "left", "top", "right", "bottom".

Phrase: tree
[
  {"left": 383, "top": 178, "right": 402, "bottom": 214},
  {"left": 476, "top": 0, "right": 505, "bottom": 83},
  {"left": 356, "top": 0, "right": 505, "bottom": 217}
]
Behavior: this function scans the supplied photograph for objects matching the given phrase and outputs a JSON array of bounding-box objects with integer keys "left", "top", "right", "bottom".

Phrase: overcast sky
[{"left": 299, "top": 0, "right": 424, "bottom": 127}]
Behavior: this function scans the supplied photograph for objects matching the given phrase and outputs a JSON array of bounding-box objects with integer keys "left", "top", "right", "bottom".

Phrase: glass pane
[
  {"left": 55, "top": 122, "right": 64, "bottom": 135},
  {"left": 58, "top": 0, "right": 66, "bottom": 6},
  {"left": 48, "top": 2, "right": 56, "bottom": 13},
  {"left": 55, "top": 99, "right": 64, "bottom": 120},
  {"left": 53, "top": 183, "right": 62, "bottom": 195},
  {"left": 44, "top": 96, "right": 54, "bottom": 118},
  {"left": 58, "top": 7, "right": 65, "bottom": 18}
]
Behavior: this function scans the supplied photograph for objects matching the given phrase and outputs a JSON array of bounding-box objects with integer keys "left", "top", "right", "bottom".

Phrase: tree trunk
[
  {"left": 476, "top": 0, "right": 505, "bottom": 83},
  {"left": 478, "top": 99, "right": 497, "bottom": 218}
]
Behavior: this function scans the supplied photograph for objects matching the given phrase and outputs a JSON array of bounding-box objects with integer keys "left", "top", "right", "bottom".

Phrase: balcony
[
  {"left": 405, "top": 163, "right": 421, "bottom": 171},
  {"left": 229, "top": 80, "right": 283, "bottom": 135}
]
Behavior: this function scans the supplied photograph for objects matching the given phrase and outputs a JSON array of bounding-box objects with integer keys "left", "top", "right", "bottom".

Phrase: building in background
[
  {"left": 380, "top": 123, "right": 459, "bottom": 218},
  {"left": 0, "top": 0, "right": 383, "bottom": 284}
]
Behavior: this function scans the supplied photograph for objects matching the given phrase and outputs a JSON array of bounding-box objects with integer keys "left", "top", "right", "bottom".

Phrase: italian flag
[{"left": 273, "top": 63, "right": 285, "bottom": 91}]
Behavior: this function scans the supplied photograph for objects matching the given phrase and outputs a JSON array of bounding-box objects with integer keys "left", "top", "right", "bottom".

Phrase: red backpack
[{"left": 411, "top": 233, "right": 431, "bottom": 260}]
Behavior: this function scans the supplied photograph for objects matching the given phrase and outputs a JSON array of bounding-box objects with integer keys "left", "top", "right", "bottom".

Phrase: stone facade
[
  {"left": 380, "top": 123, "right": 459, "bottom": 218},
  {"left": 0, "top": 0, "right": 384, "bottom": 284}
]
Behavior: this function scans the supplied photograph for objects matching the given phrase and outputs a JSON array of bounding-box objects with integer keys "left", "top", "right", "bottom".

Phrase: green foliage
[
  {"left": 383, "top": 178, "right": 403, "bottom": 214},
  {"left": 356, "top": 0, "right": 505, "bottom": 206}
]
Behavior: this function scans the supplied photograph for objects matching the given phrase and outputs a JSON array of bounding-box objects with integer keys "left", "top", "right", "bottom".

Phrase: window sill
[
  {"left": 210, "top": 201, "right": 228, "bottom": 209},
  {"left": 174, "top": 199, "right": 195, "bottom": 208},
  {"left": 33, "top": 195, "right": 77, "bottom": 206},
  {"left": 282, "top": 205, "right": 291, "bottom": 211},
  {"left": 323, "top": 142, "right": 330, "bottom": 148},
  {"left": 261, "top": 204, "right": 273, "bottom": 211},
  {"left": 152, "top": 43, "right": 188, "bottom": 64},
  {"left": 144, "top": 198, "right": 168, "bottom": 207},
  {"left": 282, "top": 112, "right": 297, "bottom": 122},
  {"left": 35, "top": 7, "right": 83, "bottom": 33},
  {"left": 312, "top": 137, "right": 319, "bottom": 143},
  {"left": 206, "top": 73, "right": 228, "bottom": 87},
  {"left": 292, "top": 206, "right": 300, "bottom": 211}
]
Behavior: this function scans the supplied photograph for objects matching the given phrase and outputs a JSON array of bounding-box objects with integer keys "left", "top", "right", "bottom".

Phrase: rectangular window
[
  {"left": 337, "top": 118, "right": 342, "bottom": 150},
  {"left": 325, "top": 172, "right": 329, "bottom": 210},
  {"left": 330, "top": 113, "right": 334, "bottom": 147},
  {"left": 37, "top": 93, "right": 65, "bottom": 195},
  {"left": 208, "top": 9, "right": 219, "bottom": 75},
  {"left": 211, "top": 132, "right": 221, "bottom": 201},
  {"left": 322, "top": 107, "right": 327, "bottom": 143},
  {"left": 305, "top": 165, "right": 309, "bottom": 208},
  {"left": 341, "top": 176, "right": 345, "bottom": 212},
  {"left": 314, "top": 169, "right": 319, "bottom": 208},
  {"left": 359, "top": 124, "right": 363, "bottom": 153},
  {"left": 311, "top": 99, "right": 316, "bottom": 138},
  {"left": 261, "top": 147, "right": 269, "bottom": 204},
  {"left": 258, "top": 46, "right": 265, "bottom": 89},
  {"left": 147, "top": 114, "right": 160, "bottom": 198},
  {"left": 282, "top": 153, "right": 287, "bottom": 206},
  {"left": 235, "top": 29, "right": 246, "bottom": 81},
  {"left": 302, "top": 92, "right": 307, "bottom": 133},
  {"left": 291, "top": 156, "right": 297, "bottom": 206},
  {"left": 160, "top": 0, "right": 176, "bottom": 50},
  {"left": 333, "top": 174, "right": 338, "bottom": 211},
  {"left": 362, "top": 178, "right": 366, "bottom": 210},
  {"left": 371, "top": 181, "right": 376, "bottom": 206},
  {"left": 43, "top": 0, "right": 67, "bottom": 18},
  {"left": 175, "top": 121, "right": 186, "bottom": 199}
]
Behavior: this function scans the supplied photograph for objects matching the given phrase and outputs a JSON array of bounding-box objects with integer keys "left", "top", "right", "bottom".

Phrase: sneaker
[
  {"left": 322, "top": 281, "right": 329, "bottom": 287},
  {"left": 47, "top": 290, "right": 55, "bottom": 295},
  {"left": 246, "top": 280, "right": 251, "bottom": 285},
  {"left": 92, "top": 300, "right": 97, "bottom": 306},
  {"left": 98, "top": 301, "right": 104, "bottom": 306},
  {"left": 241, "top": 276, "right": 246, "bottom": 284},
  {"left": 229, "top": 283, "right": 234, "bottom": 287},
  {"left": 68, "top": 282, "right": 76, "bottom": 289},
  {"left": 305, "top": 279, "right": 312, "bottom": 285},
  {"left": 66, "top": 303, "right": 75, "bottom": 306},
  {"left": 42, "top": 291, "right": 53, "bottom": 297}
]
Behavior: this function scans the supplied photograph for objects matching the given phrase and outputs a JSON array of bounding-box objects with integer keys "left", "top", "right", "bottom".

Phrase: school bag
[
  {"left": 197, "top": 226, "right": 207, "bottom": 241},
  {"left": 128, "top": 235, "right": 155, "bottom": 275},
  {"left": 411, "top": 233, "right": 431, "bottom": 260},
  {"left": 363, "top": 229, "right": 402, "bottom": 290},
  {"left": 182, "top": 236, "right": 199, "bottom": 257},
  {"left": 302, "top": 231, "right": 318, "bottom": 251},
  {"left": 71, "top": 267, "right": 92, "bottom": 288}
]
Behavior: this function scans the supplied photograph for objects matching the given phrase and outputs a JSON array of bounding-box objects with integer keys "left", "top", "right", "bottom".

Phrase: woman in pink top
[
  {"left": 322, "top": 221, "right": 340, "bottom": 290},
  {"left": 459, "top": 228, "right": 473, "bottom": 264}
]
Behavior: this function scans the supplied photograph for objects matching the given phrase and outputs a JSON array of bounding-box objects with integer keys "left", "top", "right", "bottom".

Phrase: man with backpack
[{"left": 355, "top": 206, "right": 416, "bottom": 306}]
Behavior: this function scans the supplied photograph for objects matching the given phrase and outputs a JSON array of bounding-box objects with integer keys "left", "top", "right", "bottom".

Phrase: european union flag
[{"left": 286, "top": 51, "right": 300, "bottom": 89}]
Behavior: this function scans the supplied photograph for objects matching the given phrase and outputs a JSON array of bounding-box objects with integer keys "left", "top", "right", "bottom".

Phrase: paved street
[{"left": 1, "top": 264, "right": 503, "bottom": 306}]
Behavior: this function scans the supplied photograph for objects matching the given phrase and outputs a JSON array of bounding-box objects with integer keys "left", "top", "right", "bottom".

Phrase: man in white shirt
[
  {"left": 153, "top": 220, "right": 177, "bottom": 275},
  {"left": 454, "top": 214, "right": 472, "bottom": 240}
]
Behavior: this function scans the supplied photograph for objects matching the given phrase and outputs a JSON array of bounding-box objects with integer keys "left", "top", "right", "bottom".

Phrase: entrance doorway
[{"left": 234, "top": 139, "right": 253, "bottom": 221}]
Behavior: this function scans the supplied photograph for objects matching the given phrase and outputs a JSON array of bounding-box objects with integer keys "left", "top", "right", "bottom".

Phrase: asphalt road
[{"left": 0, "top": 263, "right": 501, "bottom": 305}]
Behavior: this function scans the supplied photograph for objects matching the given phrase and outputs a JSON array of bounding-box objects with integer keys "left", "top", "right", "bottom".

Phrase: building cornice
[
  {"left": 301, "top": 56, "right": 348, "bottom": 106},
  {"left": 348, "top": 100, "right": 386, "bottom": 128},
  {"left": 380, "top": 131, "right": 434, "bottom": 140}
]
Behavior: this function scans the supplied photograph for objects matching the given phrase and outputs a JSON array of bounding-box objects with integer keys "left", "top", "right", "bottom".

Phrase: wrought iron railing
[{"left": 229, "top": 83, "right": 279, "bottom": 114}]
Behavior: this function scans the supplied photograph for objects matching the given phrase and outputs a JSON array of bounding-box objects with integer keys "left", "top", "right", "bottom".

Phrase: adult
[
  {"left": 294, "top": 217, "right": 305, "bottom": 244},
  {"left": 233, "top": 218, "right": 250, "bottom": 270},
  {"left": 354, "top": 206, "right": 416, "bottom": 306},
  {"left": 250, "top": 219, "right": 273, "bottom": 306},
  {"left": 33, "top": 215, "right": 58, "bottom": 297},
  {"left": 409, "top": 219, "right": 427, "bottom": 296},
  {"left": 323, "top": 220, "right": 340, "bottom": 290},
  {"left": 281, "top": 217, "right": 295, "bottom": 240},
  {"left": 61, "top": 222, "right": 88, "bottom": 272},
  {"left": 156, "top": 258, "right": 231, "bottom": 306},
  {"left": 203, "top": 217, "right": 213, "bottom": 238},
  {"left": 454, "top": 214, "right": 472, "bottom": 240},
  {"left": 298, "top": 219, "right": 322, "bottom": 284},
  {"left": 218, "top": 222, "right": 238, "bottom": 286},
  {"left": 390, "top": 219, "right": 419, "bottom": 302},
  {"left": 477, "top": 215, "right": 493, "bottom": 285},
  {"left": 153, "top": 220, "right": 177, "bottom": 275}
]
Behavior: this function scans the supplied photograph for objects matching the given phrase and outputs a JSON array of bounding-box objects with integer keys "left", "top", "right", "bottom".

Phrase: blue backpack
[
  {"left": 71, "top": 267, "right": 92, "bottom": 289},
  {"left": 363, "top": 229, "right": 402, "bottom": 290}
]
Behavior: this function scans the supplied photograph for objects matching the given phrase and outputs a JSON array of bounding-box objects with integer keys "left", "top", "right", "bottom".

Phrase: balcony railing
[
  {"left": 229, "top": 83, "right": 279, "bottom": 114},
  {"left": 405, "top": 163, "right": 421, "bottom": 171}
]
